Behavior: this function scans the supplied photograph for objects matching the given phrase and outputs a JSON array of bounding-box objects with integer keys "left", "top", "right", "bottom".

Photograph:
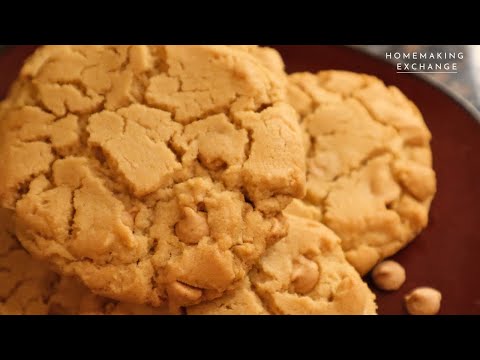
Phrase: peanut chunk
[
  {"left": 404, "top": 287, "right": 442, "bottom": 315},
  {"left": 175, "top": 207, "right": 209, "bottom": 245},
  {"left": 291, "top": 255, "right": 319, "bottom": 294},
  {"left": 372, "top": 260, "right": 406, "bottom": 291},
  {"left": 167, "top": 281, "right": 203, "bottom": 306}
]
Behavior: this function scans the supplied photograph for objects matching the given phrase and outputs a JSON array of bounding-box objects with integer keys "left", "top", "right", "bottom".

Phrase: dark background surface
[{"left": 1, "top": 45, "right": 479, "bottom": 315}]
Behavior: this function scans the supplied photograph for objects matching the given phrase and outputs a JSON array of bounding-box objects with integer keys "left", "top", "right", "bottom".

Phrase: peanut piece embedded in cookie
[
  {"left": 175, "top": 207, "right": 209, "bottom": 245},
  {"left": 404, "top": 287, "right": 442, "bottom": 315},
  {"left": 371, "top": 260, "right": 406, "bottom": 291},
  {"left": 291, "top": 255, "right": 320, "bottom": 294},
  {"left": 167, "top": 281, "right": 203, "bottom": 306}
]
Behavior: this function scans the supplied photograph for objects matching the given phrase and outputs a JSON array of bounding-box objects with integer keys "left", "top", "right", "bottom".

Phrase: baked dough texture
[
  {"left": 0, "top": 208, "right": 172, "bottom": 315},
  {"left": 187, "top": 212, "right": 377, "bottom": 315},
  {"left": 286, "top": 71, "right": 436, "bottom": 275},
  {"left": 0, "top": 208, "right": 57, "bottom": 314},
  {"left": 0, "top": 45, "right": 306, "bottom": 307},
  {"left": 1, "top": 207, "right": 373, "bottom": 315}
]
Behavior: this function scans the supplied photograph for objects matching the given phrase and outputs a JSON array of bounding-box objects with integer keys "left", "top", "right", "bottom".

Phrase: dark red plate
[{"left": 1, "top": 46, "right": 479, "bottom": 315}]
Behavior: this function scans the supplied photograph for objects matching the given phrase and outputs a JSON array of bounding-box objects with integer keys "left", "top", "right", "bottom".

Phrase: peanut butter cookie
[
  {"left": 188, "top": 212, "right": 377, "bottom": 315},
  {"left": 286, "top": 71, "right": 436, "bottom": 275},
  {"left": 0, "top": 46, "right": 305, "bottom": 307}
]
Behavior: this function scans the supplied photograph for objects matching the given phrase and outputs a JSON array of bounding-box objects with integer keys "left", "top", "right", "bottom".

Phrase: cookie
[
  {"left": 0, "top": 208, "right": 172, "bottom": 315},
  {"left": 187, "top": 212, "right": 377, "bottom": 315},
  {"left": 286, "top": 71, "right": 436, "bottom": 275},
  {"left": 0, "top": 45, "right": 306, "bottom": 307}
]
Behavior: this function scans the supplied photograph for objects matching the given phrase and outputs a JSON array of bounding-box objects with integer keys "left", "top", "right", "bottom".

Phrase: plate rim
[{"left": 349, "top": 45, "right": 480, "bottom": 126}]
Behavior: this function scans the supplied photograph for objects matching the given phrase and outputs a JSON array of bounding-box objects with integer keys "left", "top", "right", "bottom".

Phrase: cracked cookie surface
[
  {"left": 0, "top": 208, "right": 57, "bottom": 314},
  {"left": 1, "top": 208, "right": 373, "bottom": 315},
  {"left": 187, "top": 212, "right": 377, "bottom": 315},
  {"left": 286, "top": 71, "right": 436, "bottom": 275},
  {"left": 0, "top": 45, "right": 306, "bottom": 307},
  {"left": 0, "top": 208, "right": 173, "bottom": 315}
]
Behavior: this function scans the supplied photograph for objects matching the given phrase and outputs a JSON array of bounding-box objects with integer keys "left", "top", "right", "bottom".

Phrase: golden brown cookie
[
  {"left": 0, "top": 208, "right": 172, "bottom": 315},
  {"left": 0, "top": 45, "right": 306, "bottom": 308},
  {"left": 187, "top": 212, "right": 377, "bottom": 315},
  {"left": 286, "top": 71, "right": 436, "bottom": 275}
]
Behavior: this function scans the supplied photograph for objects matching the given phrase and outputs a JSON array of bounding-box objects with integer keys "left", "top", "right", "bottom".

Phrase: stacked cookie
[{"left": 0, "top": 46, "right": 435, "bottom": 315}]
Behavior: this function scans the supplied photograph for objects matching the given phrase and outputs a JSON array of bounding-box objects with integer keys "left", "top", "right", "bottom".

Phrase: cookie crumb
[
  {"left": 404, "top": 287, "right": 442, "bottom": 315},
  {"left": 371, "top": 260, "right": 406, "bottom": 291}
]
